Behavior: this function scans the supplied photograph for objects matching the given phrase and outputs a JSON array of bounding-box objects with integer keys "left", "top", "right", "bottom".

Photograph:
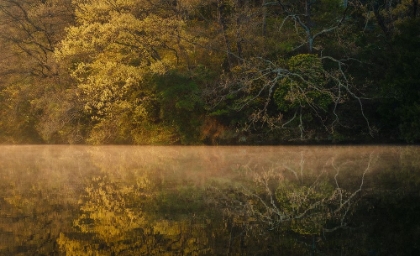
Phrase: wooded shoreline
[{"left": 1, "top": 1, "right": 419, "bottom": 145}]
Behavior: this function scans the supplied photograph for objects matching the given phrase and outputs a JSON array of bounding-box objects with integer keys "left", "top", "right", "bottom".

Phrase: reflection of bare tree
[
  {"left": 1, "top": 145, "right": 419, "bottom": 255},
  {"left": 325, "top": 152, "right": 377, "bottom": 232},
  {"left": 208, "top": 150, "right": 379, "bottom": 252}
]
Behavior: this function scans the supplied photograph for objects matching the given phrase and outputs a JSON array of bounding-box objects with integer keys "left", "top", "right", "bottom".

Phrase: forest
[{"left": 0, "top": 0, "right": 419, "bottom": 145}]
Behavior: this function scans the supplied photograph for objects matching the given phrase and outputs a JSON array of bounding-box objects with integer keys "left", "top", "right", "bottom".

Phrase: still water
[{"left": 1, "top": 145, "right": 419, "bottom": 255}]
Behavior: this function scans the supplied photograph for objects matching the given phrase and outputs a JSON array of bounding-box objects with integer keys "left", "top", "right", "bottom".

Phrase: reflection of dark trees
[
  {"left": 207, "top": 147, "right": 420, "bottom": 255},
  {"left": 353, "top": 148, "right": 420, "bottom": 255},
  {"left": 0, "top": 146, "right": 97, "bottom": 255},
  {"left": 1, "top": 146, "right": 420, "bottom": 255},
  {"left": 0, "top": 173, "right": 78, "bottom": 254}
]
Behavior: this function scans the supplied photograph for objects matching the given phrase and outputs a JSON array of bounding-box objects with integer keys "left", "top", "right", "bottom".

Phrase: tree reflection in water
[{"left": 0, "top": 146, "right": 419, "bottom": 255}]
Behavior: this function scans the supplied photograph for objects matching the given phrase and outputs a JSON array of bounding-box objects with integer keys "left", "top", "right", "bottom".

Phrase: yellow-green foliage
[
  {"left": 55, "top": 0, "right": 189, "bottom": 144},
  {"left": 57, "top": 174, "right": 212, "bottom": 255},
  {"left": 276, "top": 180, "right": 334, "bottom": 235},
  {"left": 274, "top": 54, "right": 332, "bottom": 112}
]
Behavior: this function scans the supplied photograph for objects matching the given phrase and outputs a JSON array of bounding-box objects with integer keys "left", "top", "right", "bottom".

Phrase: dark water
[{"left": 1, "top": 145, "right": 419, "bottom": 255}]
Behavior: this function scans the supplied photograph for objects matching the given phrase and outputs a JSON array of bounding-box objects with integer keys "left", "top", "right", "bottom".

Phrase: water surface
[{"left": 1, "top": 145, "right": 419, "bottom": 255}]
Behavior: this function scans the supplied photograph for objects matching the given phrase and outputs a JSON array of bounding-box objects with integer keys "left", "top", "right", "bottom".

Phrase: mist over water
[{"left": 1, "top": 145, "right": 419, "bottom": 255}]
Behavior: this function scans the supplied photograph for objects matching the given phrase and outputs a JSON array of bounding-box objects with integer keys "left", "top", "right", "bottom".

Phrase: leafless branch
[{"left": 211, "top": 150, "right": 379, "bottom": 234}]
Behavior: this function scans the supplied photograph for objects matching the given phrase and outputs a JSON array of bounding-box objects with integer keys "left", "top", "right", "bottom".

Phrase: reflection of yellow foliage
[
  {"left": 57, "top": 233, "right": 95, "bottom": 256},
  {"left": 55, "top": 176, "right": 150, "bottom": 254},
  {"left": 58, "top": 173, "right": 212, "bottom": 255},
  {"left": 74, "top": 177, "right": 145, "bottom": 244}
]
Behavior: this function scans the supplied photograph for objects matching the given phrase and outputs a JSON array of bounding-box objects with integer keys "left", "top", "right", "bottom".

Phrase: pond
[{"left": 1, "top": 145, "right": 419, "bottom": 255}]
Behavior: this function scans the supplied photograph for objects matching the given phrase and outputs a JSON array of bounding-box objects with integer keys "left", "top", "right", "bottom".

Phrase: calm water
[{"left": 1, "top": 145, "right": 419, "bottom": 255}]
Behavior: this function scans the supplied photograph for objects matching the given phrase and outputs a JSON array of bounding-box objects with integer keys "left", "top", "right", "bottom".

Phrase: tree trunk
[{"left": 262, "top": 0, "right": 267, "bottom": 36}]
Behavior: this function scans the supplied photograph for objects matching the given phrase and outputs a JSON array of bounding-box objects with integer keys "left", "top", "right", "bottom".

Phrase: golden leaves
[{"left": 56, "top": 0, "right": 185, "bottom": 128}]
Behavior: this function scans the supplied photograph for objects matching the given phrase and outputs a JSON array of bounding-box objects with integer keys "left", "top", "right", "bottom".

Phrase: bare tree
[
  {"left": 204, "top": 0, "right": 374, "bottom": 140},
  {"left": 0, "top": 0, "right": 74, "bottom": 78}
]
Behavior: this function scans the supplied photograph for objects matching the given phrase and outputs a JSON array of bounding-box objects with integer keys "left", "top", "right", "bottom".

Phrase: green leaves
[
  {"left": 275, "top": 180, "right": 334, "bottom": 235},
  {"left": 156, "top": 72, "right": 205, "bottom": 144},
  {"left": 274, "top": 54, "right": 332, "bottom": 112}
]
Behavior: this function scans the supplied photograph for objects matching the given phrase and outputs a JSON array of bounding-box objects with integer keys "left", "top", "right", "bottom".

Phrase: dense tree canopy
[{"left": 0, "top": 0, "right": 419, "bottom": 144}]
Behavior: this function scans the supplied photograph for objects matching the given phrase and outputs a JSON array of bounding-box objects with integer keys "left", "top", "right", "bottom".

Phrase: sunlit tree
[{"left": 56, "top": 0, "right": 195, "bottom": 144}]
